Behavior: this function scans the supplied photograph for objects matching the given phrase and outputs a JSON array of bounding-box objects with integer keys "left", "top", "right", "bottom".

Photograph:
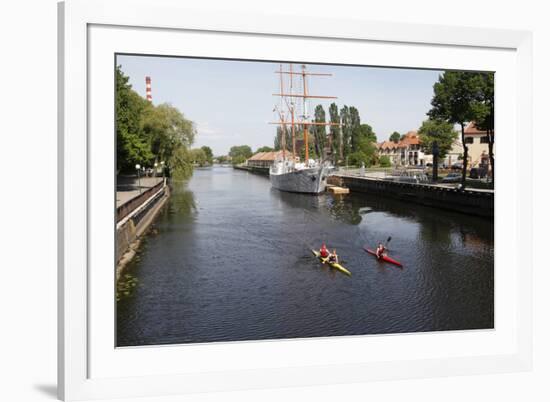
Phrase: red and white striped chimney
[{"left": 145, "top": 76, "right": 152, "bottom": 102}]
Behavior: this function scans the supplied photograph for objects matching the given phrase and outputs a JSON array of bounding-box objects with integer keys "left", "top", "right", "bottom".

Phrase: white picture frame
[{"left": 58, "top": 0, "right": 533, "bottom": 400}]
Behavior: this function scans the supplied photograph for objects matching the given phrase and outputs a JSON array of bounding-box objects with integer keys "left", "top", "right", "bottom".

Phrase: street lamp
[
  {"left": 154, "top": 162, "right": 158, "bottom": 178},
  {"left": 160, "top": 161, "right": 165, "bottom": 180},
  {"left": 135, "top": 164, "right": 142, "bottom": 194},
  {"left": 432, "top": 141, "right": 440, "bottom": 183}
]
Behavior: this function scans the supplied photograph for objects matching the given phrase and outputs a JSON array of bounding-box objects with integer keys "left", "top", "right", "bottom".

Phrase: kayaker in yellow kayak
[
  {"left": 328, "top": 249, "right": 339, "bottom": 264},
  {"left": 319, "top": 243, "right": 329, "bottom": 259}
]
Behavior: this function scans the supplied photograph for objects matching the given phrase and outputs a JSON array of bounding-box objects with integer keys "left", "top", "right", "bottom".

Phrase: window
[
  {"left": 465, "top": 137, "right": 474, "bottom": 144},
  {"left": 480, "top": 136, "right": 490, "bottom": 144}
]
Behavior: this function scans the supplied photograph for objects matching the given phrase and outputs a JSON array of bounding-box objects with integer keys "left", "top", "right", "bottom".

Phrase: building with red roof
[
  {"left": 448, "top": 122, "right": 494, "bottom": 168},
  {"left": 377, "top": 131, "right": 429, "bottom": 166}
]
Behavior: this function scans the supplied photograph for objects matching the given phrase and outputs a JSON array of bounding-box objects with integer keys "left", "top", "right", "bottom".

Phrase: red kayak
[{"left": 364, "top": 247, "right": 403, "bottom": 267}]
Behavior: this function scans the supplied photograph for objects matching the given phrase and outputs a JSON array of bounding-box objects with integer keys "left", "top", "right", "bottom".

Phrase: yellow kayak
[{"left": 311, "top": 249, "right": 351, "bottom": 276}]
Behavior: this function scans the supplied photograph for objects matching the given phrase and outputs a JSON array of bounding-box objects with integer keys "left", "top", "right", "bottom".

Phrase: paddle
[{"left": 370, "top": 236, "right": 392, "bottom": 257}]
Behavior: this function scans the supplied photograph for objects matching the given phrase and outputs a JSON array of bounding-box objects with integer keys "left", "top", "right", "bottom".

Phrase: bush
[
  {"left": 347, "top": 151, "right": 373, "bottom": 167},
  {"left": 379, "top": 155, "right": 391, "bottom": 167}
]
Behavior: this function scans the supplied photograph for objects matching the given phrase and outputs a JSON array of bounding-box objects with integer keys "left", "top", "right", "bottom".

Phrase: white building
[
  {"left": 448, "top": 122, "right": 493, "bottom": 168},
  {"left": 377, "top": 131, "right": 429, "bottom": 166}
]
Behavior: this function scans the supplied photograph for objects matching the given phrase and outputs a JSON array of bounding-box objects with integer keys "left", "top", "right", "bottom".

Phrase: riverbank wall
[
  {"left": 328, "top": 175, "right": 493, "bottom": 218},
  {"left": 116, "top": 179, "right": 170, "bottom": 280},
  {"left": 233, "top": 164, "right": 269, "bottom": 175}
]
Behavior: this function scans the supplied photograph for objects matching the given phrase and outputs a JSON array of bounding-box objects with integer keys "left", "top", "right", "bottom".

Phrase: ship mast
[
  {"left": 290, "top": 64, "right": 296, "bottom": 161},
  {"left": 302, "top": 65, "right": 310, "bottom": 162},
  {"left": 279, "top": 64, "right": 286, "bottom": 160},
  {"left": 272, "top": 64, "right": 339, "bottom": 164}
]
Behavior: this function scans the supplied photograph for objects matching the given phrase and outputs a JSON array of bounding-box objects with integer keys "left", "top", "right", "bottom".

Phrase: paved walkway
[
  {"left": 333, "top": 169, "right": 494, "bottom": 194},
  {"left": 116, "top": 176, "right": 164, "bottom": 208}
]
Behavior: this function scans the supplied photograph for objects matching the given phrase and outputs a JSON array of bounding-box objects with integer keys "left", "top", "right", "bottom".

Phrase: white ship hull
[{"left": 269, "top": 164, "right": 328, "bottom": 194}]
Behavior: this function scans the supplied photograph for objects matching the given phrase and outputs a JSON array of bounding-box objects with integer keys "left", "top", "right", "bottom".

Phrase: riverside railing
[{"left": 116, "top": 179, "right": 165, "bottom": 223}]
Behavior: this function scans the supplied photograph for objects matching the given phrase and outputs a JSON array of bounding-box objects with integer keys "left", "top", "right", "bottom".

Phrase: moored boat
[
  {"left": 270, "top": 161, "right": 329, "bottom": 194},
  {"left": 269, "top": 64, "right": 338, "bottom": 195}
]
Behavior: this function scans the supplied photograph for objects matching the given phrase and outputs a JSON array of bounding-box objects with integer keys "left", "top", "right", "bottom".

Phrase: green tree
[
  {"left": 428, "top": 71, "right": 484, "bottom": 188},
  {"left": 115, "top": 66, "right": 153, "bottom": 172},
  {"left": 349, "top": 107, "right": 362, "bottom": 151},
  {"left": 201, "top": 146, "right": 213, "bottom": 165},
  {"left": 472, "top": 72, "right": 495, "bottom": 181},
  {"left": 340, "top": 106, "right": 352, "bottom": 158},
  {"left": 389, "top": 131, "right": 401, "bottom": 143},
  {"left": 169, "top": 146, "right": 194, "bottom": 181},
  {"left": 229, "top": 145, "right": 253, "bottom": 165},
  {"left": 141, "top": 103, "right": 195, "bottom": 164},
  {"left": 346, "top": 135, "right": 377, "bottom": 167},
  {"left": 359, "top": 124, "right": 377, "bottom": 143},
  {"left": 190, "top": 148, "right": 208, "bottom": 166},
  {"left": 311, "top": 105, "right": 327, "bottom": 159},
  {"left": 256, "top": 146, "right": 274, "bottom": 153},
  {"left": 328, "top": 103, "right": 341, "bottom": 163},
  {"left": 379, "top": 155, "right": 391, "bottom": 167},
  {"left": 418, "top": 119, "right": 457, "bottom": 160},
  {"left": 274, "top": 126, "right": 291, "bottom": 152},
  {"left": 116, "top": 66, "right": 197, "bottom": 179},
  {"left": 216, "top": 155, "right": 229, "bottom": 164}
]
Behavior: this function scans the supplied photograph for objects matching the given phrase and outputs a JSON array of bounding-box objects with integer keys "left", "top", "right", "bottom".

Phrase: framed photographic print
[{"left": 58, "top": 0, "right": 533, "bottom": 400}]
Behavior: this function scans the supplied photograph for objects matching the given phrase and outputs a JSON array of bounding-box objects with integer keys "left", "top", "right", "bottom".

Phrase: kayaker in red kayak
[
  {"left": 375, "top": 243, "right": 386, "bottom": 259},
  {"left": 319, "top": 243, "right": 329, "bottom": 259}
]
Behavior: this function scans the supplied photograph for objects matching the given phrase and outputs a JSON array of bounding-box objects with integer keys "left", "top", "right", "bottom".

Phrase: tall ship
[{"left": 269, "top": 64, "right": 338, "bottom": 194}]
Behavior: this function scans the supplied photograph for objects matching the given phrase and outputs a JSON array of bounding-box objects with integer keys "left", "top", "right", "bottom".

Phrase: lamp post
[
  {"left": 161, "top": 161, "right": 165, "bottom": 180},
  {"left": 432, "top": 141, "right": 439, "bottom": 183},
  {"left": 135, "top": 164, "right": 142, "bottom": 194},
  {"left": 154, "top": 162, "right": 158, "bottom": 178}
]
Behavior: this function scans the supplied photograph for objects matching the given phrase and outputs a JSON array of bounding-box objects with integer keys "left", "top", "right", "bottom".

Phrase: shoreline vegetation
[
  {"left": 114, "top": 64, "right": 494, "bottom": 280},
  {"left": 117, "top": 63, "right": 494, "bottom": 188},
  {"left": 116, "top": 66, "right": 215, "bottom": 180}
]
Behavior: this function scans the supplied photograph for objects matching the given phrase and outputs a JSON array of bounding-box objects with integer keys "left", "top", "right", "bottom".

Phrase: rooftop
[
  {"left": 247, "top": 151, "right": 287, "bottom": 161},
  {"left": 464, "top": 121, "right": 491, "bottom": 136},
  {"left": 377, "top": 131, "right": 420, "bottom": 150}
]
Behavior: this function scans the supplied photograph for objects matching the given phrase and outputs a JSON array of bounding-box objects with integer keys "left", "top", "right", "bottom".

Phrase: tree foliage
[
  {"left": 471, "top": 72, "right": 495, "bottom": 181},
  {"left": 229, "top": 145, "right": 253, "bottom": 165},
  {"left": 418, "top": 119, "right": 457, "bottom": 160},
  {"left": 379, "top": 155, "right": 391, "bottom": 167},
  {"left": 349, "top": 107, "right": 362, "bottom": 150},
  {"left": 274, "top": 126, "right": 292, "bottom": 152},
  {"left": 141, "top": 103, "right": 195, "bottom": 163},
  {"left": 116, "top": 66, "right": 196, "bottom": 179},
  {"left": 116, "top": 66, "right": 153, "bottom": 171},
  {"left": 389, "top": 131, "right": 401, "bottom": 143},
  {"left": 428, "top": 71, "right": 486, "bottom": 187},
  {"left": 311, "top": 105, "right": 327, "bottom": 158},
  {"left": 169, "top": 146, "right": 194, "bottom": 181},
  {"left": 200, "top": 146, "right": 213, "bottom": 165},
  {"left": 328, "top": 103, "right": 341, "bottom": 161},
  {"left": 340, "top": 106, "right": 352, "bottom": 158},
  {"left": 270, "top": 101, "right": 377, "bottom": 166},
  {"left": 256, "top": 146, "right": 274, "bottom": 153},
  {"left": 190, "top": 148, "right": 208, "bottom": 166}
]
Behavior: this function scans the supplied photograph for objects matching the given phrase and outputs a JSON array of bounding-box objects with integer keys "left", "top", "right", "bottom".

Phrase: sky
[{"left": 117, "top": 55, "right": 443, "bottom": 156}]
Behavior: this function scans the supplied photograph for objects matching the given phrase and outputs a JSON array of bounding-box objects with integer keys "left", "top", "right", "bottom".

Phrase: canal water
[{"left": 116, "top": 166, "right": 494, "bottom": 346}]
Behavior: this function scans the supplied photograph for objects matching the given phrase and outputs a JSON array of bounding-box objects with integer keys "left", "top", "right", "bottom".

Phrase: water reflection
[{"left": 117, "top": 167, "right": 493, "bottom": 346}]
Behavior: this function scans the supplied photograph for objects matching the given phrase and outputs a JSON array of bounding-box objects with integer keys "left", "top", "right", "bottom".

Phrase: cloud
[{"left": 196, "top": 122, "right": 224, "bottom": 139}]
